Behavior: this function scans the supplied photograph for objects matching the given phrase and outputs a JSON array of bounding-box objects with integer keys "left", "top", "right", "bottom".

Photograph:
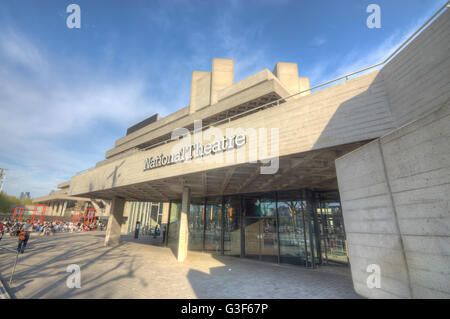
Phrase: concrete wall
[
  {"left": 336, "top": 100, "right": 450, "bottom": 298},
  {"left": 380, "top": 10, "right": 450, "bottom": 127}
]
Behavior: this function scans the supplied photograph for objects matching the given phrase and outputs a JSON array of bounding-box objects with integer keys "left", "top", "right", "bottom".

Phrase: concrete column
[
  {"left": 104, "top": 200, "right": 111, "bottom": 217},
  {"left": 120, "top": 201, "right": 130, "bottom": 234},
  {"left": 105, "top": 197, "right": 126, "bottom": 247},
  {"left": 211, "top": 58, "right": 234, "bottom": 105},
  {"left": 273, "top": 62, "right": 299, "bottom": 95},
  {"left": 47, "top": 202, "right": 53, "bottom": 215},
  {"left": 56, "top": 202, "right": 63, "bottom": 216},
  {"left": 61, "top": 201, "right": 68, "bottom": 217},
  {"left": 177, "top": 187, "right": 191, "bottom": 262},
  {"left": 189, "top": 71, "right": 211, "bottom": 114}
]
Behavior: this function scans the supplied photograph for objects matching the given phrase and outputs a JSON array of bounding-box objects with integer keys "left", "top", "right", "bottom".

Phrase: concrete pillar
[
  {"left": 189, "top": 71, "right": 211, "bottom": 114},
  {"left": 47, "top": 202, "right": 53, "bottom": 215},
  {"left": 211, "top": 58, "right": 234, "bottom": 105},
  {"left": 177, "top": 187, "right": 191, "bottom": 262},
  {"left": 105, "top": 197, "right": 125, "bottom": 247},
  {"left": 104, "top": 200, "right": 111, "bottom": 217},
  {"left": 57, "top": 202, "right": 63, "bottom": 216},
  {"left": 298, "top": 77, "right": 311, "bottom": 96},
  {"left": 120, "top": 201, "right": 130, "bottom": 235},
  {"left": 273, "top": 62, "right": 299, "bottom": 95},
  {"left": 61, "top": 201, "right": 68, "bottom": 217},
  {"left": 273, "top": 62, "right": 310, "bottom": 97}
]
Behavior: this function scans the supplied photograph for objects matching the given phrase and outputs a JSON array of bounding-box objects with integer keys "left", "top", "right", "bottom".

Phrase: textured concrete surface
[
  {"left": 336, "top": 100, "right": 450, "bottom": 299},
  {"left": 334, "top": 8, "right": 450, "bottom": 300},
  {"left": 0, "top": 232, "right": 360, "bottom": 299}
]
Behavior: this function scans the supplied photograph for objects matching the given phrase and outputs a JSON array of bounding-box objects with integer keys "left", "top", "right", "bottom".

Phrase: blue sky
[{"left": 0, "top": 0, "right": 447, "bottom": 198}]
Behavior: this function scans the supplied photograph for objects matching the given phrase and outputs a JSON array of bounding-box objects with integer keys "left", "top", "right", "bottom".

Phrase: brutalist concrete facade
[{"left": 336, "top": 9, "right": 450, "bottom": 298}]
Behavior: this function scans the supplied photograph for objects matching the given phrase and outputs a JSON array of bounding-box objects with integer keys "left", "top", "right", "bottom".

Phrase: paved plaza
[{"left": 0, "top": 232, "right": 361, "bottom": 299}]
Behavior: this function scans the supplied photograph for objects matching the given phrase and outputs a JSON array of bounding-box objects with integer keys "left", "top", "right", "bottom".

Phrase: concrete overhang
[
  {"left": 57, "top": 181, "right": 70, "bottom": 189},
  {"left": 33, "top": 190, "right": 91, "bottom": 204},
  {"left": 69, "top": 141, "right": 371, "bottom": 202},
  {"left": 69, "top": 70, "right": 396, "bottom": 202}
]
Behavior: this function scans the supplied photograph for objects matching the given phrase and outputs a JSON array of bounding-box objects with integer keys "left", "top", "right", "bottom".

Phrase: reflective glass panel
[
  {"left": 188, "top": 200, "right": 204, "bottom": 251},
  {"left": 167, "top": 201, "right": 181, "bottom": 254},
  {"left": 204, "top": 197, "right": 222, "bottom": 254},
  {"left": 223, "top": 196, "right": 241, "bottom": 256},
  {"left": 277, "top": 190, "right": 309, "bottom": 266}
]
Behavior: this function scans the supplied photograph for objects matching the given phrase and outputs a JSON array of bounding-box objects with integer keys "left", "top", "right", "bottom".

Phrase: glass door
[
  {"left": 244, "top": 217, "right": 260, "bottom": 260},
  {"left": 277, "top": 190, "right": 318, "bottom": 267},
  {"left": 242, "top": 194, "right": 278, "bottom": 263},
  {"left": 260, "top": 217, "right": 278, "bottom": 263},
  {"left": 316, "top": 192, "right": 349, "bottom": 265}
]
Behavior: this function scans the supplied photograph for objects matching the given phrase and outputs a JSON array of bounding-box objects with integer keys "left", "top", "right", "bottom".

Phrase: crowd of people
[
  {"left": 0, "top": 218, "right": 106, "bottom": 240},
  {"left": 0, "top": 218, "right": 106, "bottom": 254}
]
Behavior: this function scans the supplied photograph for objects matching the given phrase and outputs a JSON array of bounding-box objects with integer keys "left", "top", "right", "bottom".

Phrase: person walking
[
  {"left": 17, "top": 220, "right": 33, "bottom": 254},
  {"left": 153, "top": 224, "right": 159, "bottom": 239}
]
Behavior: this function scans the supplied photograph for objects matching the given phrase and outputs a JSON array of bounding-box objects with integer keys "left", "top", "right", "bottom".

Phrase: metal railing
[{"left": 76, "top": 1, "right": 449, "bottom": 174}]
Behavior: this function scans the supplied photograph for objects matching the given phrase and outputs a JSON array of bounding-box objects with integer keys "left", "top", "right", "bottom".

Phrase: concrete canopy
[{"left": 70, "top": 141, "right": 369, "bottom": 202}]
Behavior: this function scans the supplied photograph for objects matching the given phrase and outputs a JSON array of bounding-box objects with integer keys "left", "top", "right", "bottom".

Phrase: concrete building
[
  {"left": 33, "top": 181, "right": 111, "bottom": 220},
  {"left": 19, "top": 192, "right": 31, "bottom": 200},
  {"left": 66, "top": 6, "right": 449, "bottom": 298}
]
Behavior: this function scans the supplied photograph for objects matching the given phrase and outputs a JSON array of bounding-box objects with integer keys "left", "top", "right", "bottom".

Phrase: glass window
[
  {"left": 242, "top": 192, "right": 278, "bottom": 263},
  {"left": 223, "top": 195, "right": 241, "bottom": 256},
  {"left": 204, "top": 197, "right": 222, "bottom": 254},
  {"left": 316, "top": 191, "right": 348, "bottom": 264},
  {"left": 151, "top": 204, "right": 159, "bottom": 227},
  {"left": 243, "top": 194, "right": 276, "bottom": 217},
  {"left": 167, "top": 201, "right": 181, "bottom": 254},
  {"left": 277, "top": 190, "right": 309, "bottom": 266},
  {"left": 188, "top": 199, "right": 204, "bottom": 251}
]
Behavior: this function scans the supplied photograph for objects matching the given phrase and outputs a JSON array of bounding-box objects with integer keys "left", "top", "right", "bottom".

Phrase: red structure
[
  {"left": 71, "top": 211, "right": 77, "bottom": 224},
  {"left": 89, "top": 210, "right": 97, "bottom": 227},
  {"left": 31, "top": 204, "right": 47, "bottom": 224},
  {"left": 84, "top": 208, "right": 96, "bottom": 227},
  {"left": 72, "top": 211, "right": 83, "bottom": 224},
  {"left": 12, "top": 206, "right": 24, "bottom": 221}
]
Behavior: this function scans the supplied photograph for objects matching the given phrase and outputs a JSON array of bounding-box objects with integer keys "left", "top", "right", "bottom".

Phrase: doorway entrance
[
  {"left": 244, "top": 217, "right": 278, "bottom": 262},
  {"left": 242, "top": 195, "right": 278, "bottom": 263}
]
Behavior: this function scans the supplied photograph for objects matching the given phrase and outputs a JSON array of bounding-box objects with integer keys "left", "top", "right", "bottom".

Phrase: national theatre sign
[{"left": 143, "top": 134, "right": 246, "bottom": 171}]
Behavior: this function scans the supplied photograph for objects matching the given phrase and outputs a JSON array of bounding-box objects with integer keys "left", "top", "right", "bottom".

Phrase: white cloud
[
  {"left": 0, "top": 29, "right": 172, "bottom": 198},
  {"left": 214, "top": 9, "right": 270, "bottom": 82},
  {"left": 0, "top": 28, "right": 48, "bottom": 74}
]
